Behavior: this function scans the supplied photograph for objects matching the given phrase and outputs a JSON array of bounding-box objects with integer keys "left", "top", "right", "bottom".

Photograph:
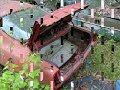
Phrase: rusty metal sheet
[
  {"left": 36, "top": 3, "right": 88, "bottom": 26},
  {"left": 0, "top": 29, "right": 30, "bottom": 65}
]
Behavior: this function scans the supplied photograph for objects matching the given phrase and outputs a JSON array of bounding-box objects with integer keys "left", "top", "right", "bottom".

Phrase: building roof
[
  {"left": 0, "top": 1, "right": 34, "bottom": 17},
  {"left": 1, "top": 2, "right": 48, "bottom": 40},
  {"left": 36, "top": 3, "right": 87, "bottom": 27}
]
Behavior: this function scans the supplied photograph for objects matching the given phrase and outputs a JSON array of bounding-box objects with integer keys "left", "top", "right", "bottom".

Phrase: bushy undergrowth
[{"left": 0, "top": 53, "right": 50, "bottom": 90}]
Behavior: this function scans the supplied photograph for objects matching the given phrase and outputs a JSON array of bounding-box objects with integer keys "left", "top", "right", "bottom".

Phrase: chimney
[
  {"left": 0, "top": 17, "right": 3, "bottom": 27},
  {"left": 50, "top": 65, "right": 53, "bottom": 72},
  {"left": 60, "top": 0, "right": 64, "bottom": 8},
  {"left": 40, "top": 18, "right": 43, "bottom": 24},
  {"left": 51, "top": 12, "right": 53, "bottom": 18},
  {"left": 10, "top": 9, "right": 13, "bottom": 14}
]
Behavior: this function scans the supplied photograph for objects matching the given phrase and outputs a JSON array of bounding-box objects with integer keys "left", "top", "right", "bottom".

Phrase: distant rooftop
[
  {"left": 0, "top": 1, "right": 34, "bottom": 17},
  {"left": 2, "top": 7, "right": 48, "bottom": 40},
  {"left": 0, "top": 1, "right": 48, "bottom": 40}
]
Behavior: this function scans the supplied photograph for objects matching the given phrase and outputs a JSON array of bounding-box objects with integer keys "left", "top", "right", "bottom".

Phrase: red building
[
  {"left": 0, "top": 2, "right": 97, "bottom": 89},
  {"left": 28, "top": 3, "right": 97, "bottom": 89}
]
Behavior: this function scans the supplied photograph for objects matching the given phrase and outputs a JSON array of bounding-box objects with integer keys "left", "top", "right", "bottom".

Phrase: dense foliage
[
  {"left": 84, "top": 38, "right": 120, "bottom": 81},
  {"left": 0, "top": 53, "right": 50, "bottom": 90}
]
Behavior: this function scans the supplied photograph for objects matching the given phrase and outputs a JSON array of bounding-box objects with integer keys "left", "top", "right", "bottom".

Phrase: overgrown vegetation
[
  {"left": 88, "top": 39, "right": 120, "bottom": 81},
  {"left": 0, "top": 53, "right": 50, "bottom": 90},
  {"left": 79, "top": 37, "right": 120, "bottom": 81}
]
